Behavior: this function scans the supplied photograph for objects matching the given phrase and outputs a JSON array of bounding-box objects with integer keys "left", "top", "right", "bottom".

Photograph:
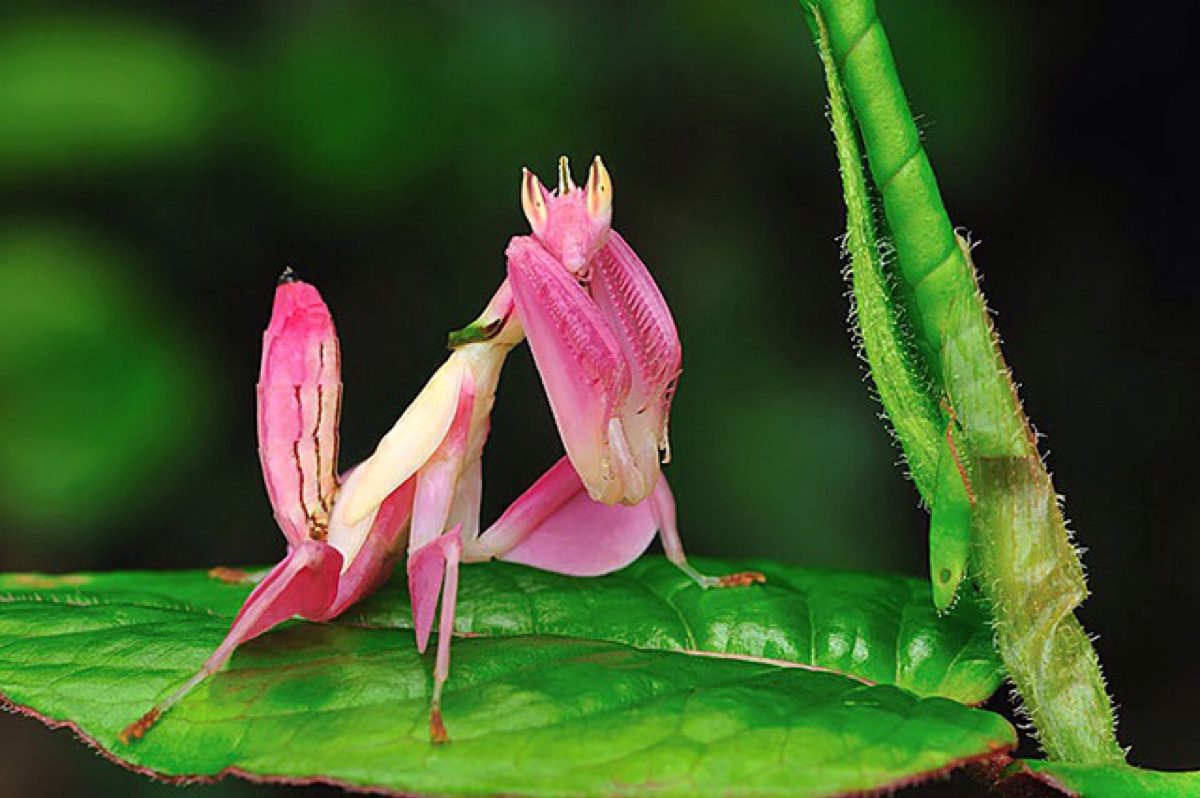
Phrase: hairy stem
[
  {"left": 804, "top": 0, "right": 1123, "bottom": 763},
  {"left": 812, "top": 4, "right": 971, "bottom": 611},
  {"left": 812, "top": 5, "right": 942, "bottom": 502}
]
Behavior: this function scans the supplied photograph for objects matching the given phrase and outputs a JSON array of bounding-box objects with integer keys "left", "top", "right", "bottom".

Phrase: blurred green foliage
[
  {"left": 256, "top": 4, "right": 444, "bottom": 208},
  {"left": 0, "top": 223, "right": 213, "bottom": 540},
  {"left": 0, "top": 15, "right": 218, "bottom": 177}
]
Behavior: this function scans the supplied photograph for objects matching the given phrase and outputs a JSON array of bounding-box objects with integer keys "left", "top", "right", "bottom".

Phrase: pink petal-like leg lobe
[
  {"left": 448, "top": 456, "right": 484, "bottom": 549},
  {"left": 119, "top": 541, "right": 343, "bottom": 743},
  {"left": 407, "top": 533, "right": 448, "bottom": 655},
  {"left": 475, "top": 457, "right": 762, "bottom": 586},
  {"left": 407, "top": 527, "right": 463, "bottom": 744},
  {"left": 258, "top": 276, "right": 342, "bottom": 546},
  {"left": 476, "top": 456, "right": 658, "bottom": 576},
  {"left": 507, "top": 236, "right": 631, "bottom": 505},
  {"left": 649, "top": 478, "right": 765, "bottom": 589},
  {"left": 225, "top": 540, "right": 343, "bottom": 636}
]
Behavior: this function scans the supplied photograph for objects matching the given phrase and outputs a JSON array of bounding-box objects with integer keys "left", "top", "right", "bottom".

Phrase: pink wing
[
  {"left": 590, "top": 231, "right": 682, "bottom": 471},
  {"left": 257, "top": 277, "right": 341, "bottom": 546},
  {"left": 480, "top": 456, "right": 659, "bottom": 577},
  {"left": 507, "top": 236, "right": 631, "bottom": 505}
]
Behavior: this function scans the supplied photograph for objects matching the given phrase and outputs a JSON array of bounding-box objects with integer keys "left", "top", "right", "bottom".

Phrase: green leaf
[
  {"left": 0, "top": 557, "right": 1003, "bottom": 704},
  {"left": 0, "top": 559, "right": 1012, "bottom": 796},
  {"left": 810, "top": 1, "right": 942, "bottom": 507},
  {"left": 1004, "top": 760, "right": 1200, "bottom": 798},
  {"left": 0, "top": 223, "right": 214, "bottom": 539}
]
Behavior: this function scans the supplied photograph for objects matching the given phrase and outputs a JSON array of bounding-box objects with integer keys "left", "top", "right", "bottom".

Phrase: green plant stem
[
  {"left": 811, "top": 4, "right": 973, "bottom": 612},
  {"left": 812, "top": 1, "right": 942, "bottom": 503},
  {"left": 805, "top": 0, "right": 1123, "bottom": 764}
]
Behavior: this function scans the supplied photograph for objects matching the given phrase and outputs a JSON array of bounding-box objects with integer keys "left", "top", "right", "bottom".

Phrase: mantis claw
[
  {"left": 118, "top": 708, "right": 161, "bottom": 746},
  {"left": 714, "top": 571, "right": 768, "bottom": 589},
  {"left": 430, "top": 705, "right": 449, "bottom": 745},
  {"left": 673, "top": 560, "right": 766, "bottom": 590}
]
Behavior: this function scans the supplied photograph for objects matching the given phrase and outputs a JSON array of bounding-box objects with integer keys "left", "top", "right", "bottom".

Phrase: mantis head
[{"left": 520, "top": 155, "right": 613, "bottom": 277}]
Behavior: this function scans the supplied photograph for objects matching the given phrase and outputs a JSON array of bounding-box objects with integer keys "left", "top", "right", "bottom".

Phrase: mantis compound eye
[
  {"left": 520, "top": 167, "right": 550, "bottom": 235},
  {"left": 585, "top": 155, "right": 613, "bottom": 224}
]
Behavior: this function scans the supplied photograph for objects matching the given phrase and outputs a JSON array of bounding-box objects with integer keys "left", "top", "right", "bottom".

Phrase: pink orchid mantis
[
  {"left": 121, "top": 156, "right": 761, "bottom": 747},
  {"left": 316, "top": 157, "right": 762, "bottom": 739}
]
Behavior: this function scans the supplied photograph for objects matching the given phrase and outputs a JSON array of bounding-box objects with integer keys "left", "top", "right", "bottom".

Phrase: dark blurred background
[{"left": 1, "top": 1, "right": 1196, "bottom": 796}]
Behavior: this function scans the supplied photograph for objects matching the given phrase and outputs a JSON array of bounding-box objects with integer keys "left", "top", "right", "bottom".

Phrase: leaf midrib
[{"left": 0, "top": 588, "right": 896, "bottom": 689}]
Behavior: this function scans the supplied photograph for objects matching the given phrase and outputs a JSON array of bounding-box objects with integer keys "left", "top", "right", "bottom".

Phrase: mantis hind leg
[{"left": 119, "top": 541, "right": 342, "bottom": 744}]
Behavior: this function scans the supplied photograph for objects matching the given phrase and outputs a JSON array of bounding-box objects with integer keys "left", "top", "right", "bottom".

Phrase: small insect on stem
[{"left": 929, "top": 398, "right": 974, "bottom": 612}]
